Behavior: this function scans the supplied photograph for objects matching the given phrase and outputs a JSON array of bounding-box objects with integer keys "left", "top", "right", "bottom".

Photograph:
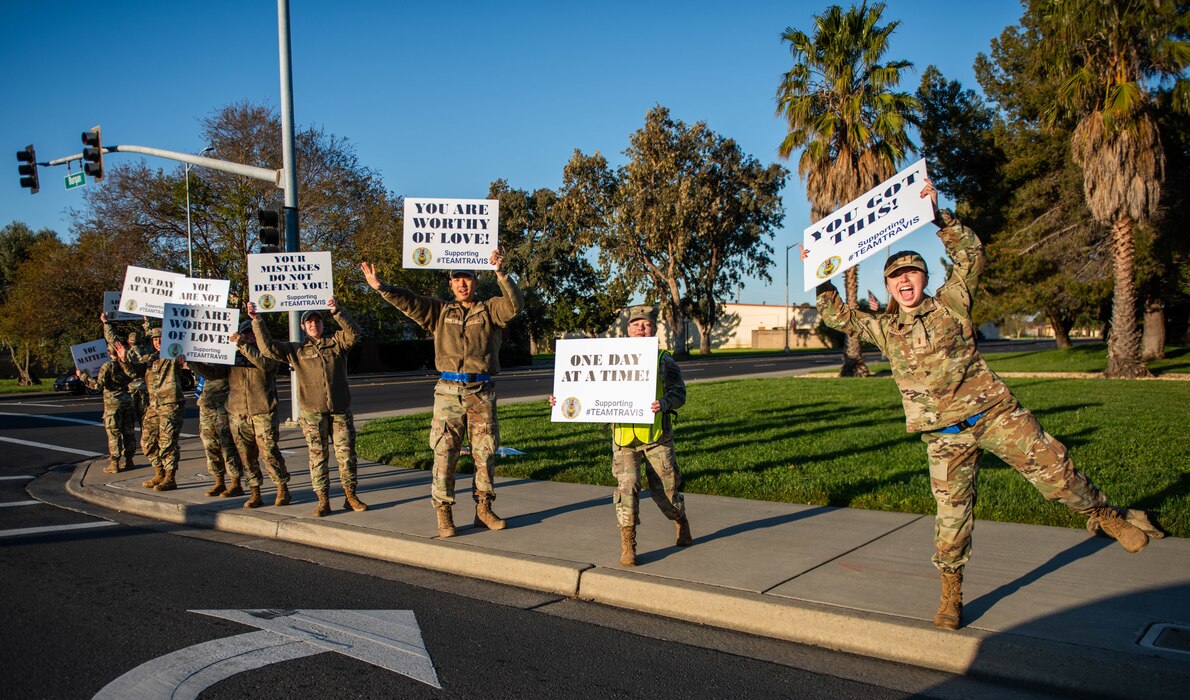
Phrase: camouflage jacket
[
  {"left": 816, "top": 210, "right": 1011, "bottom": 433},
  {"left": 377, "top": 275, "right": 523, "bottom": 383},
  {"left": 103, "top": 319, "right": 152, "bottom": 389},
  {"left": 190, "top": 343, "right": 279, "bottom": 417},
  {"left": 121, "top": 350, "right": 187, "bottom": 407},
  {"left": 254, "top": 308, "right": 359, "bottom": 414},
  {"left": 80, "top": 361, "right": 132, "bottom": 408}
]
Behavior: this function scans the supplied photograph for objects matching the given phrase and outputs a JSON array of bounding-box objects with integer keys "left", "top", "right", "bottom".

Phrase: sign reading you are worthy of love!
[
  {"left": 802, "top": 158, "right": 933, "bottom": 291},
  {"left": 158, "top": 303, "right": 239, "bottom": 365},
  {"left": 246, "top": 251, "right": 333, "bottom": 312},
  {"left": 402, "top": 198, "right": 499, "bottom": 271},
  {"left": 551, "top": 337, "right": 659, "bottom": 424},
  {"left": 120, "top": 267, "right": 185, "bottom": 318},
  {"left": 71, "top": 338, "right": 108, "bottom": 377}
]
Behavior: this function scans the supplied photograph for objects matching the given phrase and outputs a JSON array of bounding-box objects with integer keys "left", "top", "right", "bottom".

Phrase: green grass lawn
[
  {"left": 985, "top": 343, "right": 1190, "bottom": 374},
  {"left": 359, "top": 375, "right": 1189, "bottom": 538},
  {"left": 0, "top": 378, "right": 56, "bottom": 394}
]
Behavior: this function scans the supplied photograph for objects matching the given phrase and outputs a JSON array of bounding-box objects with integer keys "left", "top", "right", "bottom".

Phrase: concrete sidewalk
[{"left": 64, "top": 427, "right": 1189, "bottom": 699}]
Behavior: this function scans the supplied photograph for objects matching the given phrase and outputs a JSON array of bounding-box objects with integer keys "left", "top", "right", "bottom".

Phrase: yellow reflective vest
[{"left": 613, "top": 349, "right": 670, "bottom": 446}]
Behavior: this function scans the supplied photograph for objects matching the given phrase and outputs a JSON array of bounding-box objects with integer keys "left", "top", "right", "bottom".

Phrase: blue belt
[
  {"left": 440, "top": 372, "right": 491, "bottom": 383},
  {"left": 937, "top": 411, "right": 985, "bottom": 434}
]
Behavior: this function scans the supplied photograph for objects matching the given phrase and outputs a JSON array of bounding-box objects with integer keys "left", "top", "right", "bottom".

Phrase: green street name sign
[{"left": 65, "top": 171, "right": 86, "bottom": 190}]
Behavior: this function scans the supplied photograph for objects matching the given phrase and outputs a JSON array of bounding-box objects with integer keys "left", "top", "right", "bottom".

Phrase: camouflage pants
[
  {"left": 429, "top": 384, "right": 498, "bottom": 507},
  {"left": 103, "top": 400, "right": 136, "bottom": 470},
  {"left": 611, "top": 434, "right": 685, "bottom": 528},
  {"left": 298, "top": 410, "right": 356, "bottom": 492},
  {"left": 230, "top": 411, "right": 289, "bottom": 489},
  {"left": 922, "top": 396, "right": 1107, "bottom": 573},
  {"left": 199, "top": 400, "right": 243, "bottom": 481},
  {"left": 130, "top": 385, "right": 149, "bottom": 428},
  {"left": 141, "top": 401, "right": 184, "bottom": 474}
]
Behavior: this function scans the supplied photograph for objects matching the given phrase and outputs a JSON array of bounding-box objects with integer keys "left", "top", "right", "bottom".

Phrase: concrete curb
[{"left": 64, "top": 459, "right": 1190, "bottom": 698}]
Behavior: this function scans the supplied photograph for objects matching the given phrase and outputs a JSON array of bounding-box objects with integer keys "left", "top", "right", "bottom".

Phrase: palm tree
[
  {"left": 775, "top": 2, "right": 918, "bottom": 377},
  {"left": 1033, "top": 0, "right": 1187, "bottom": 378}
]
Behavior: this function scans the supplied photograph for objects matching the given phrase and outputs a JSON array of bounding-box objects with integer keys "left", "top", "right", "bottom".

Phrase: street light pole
[
  {"left": 784, "top": 243, "right": 795, "bottom": 353},
  {"left": 184, "top": 145, "right": 215, "bottom": 277}
]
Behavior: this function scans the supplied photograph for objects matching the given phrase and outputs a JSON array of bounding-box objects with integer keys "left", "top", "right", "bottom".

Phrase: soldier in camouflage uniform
[
  {"left": 814, "top": 180, "right": 1152, "bottom": 630},
  {"left": 550, "top": 306, "right": 692, "bottom": 567},
  {"left": 102, "top": 314, "right": 150, "bottom": 431},
  {"left": 362, "top": 250, "right": 523, "bottom": 538},
  {"left": 120, "top": 326, "right": 188, "bottom": 492},
  {"left": 77, "top": 342, "right": 135, "bottom": 474},
  {"left": 190, "top": 321, "right": 291, "bottom": 509},
  {"left": 251, "top": 297, "right": 365, "bottom": 517}
]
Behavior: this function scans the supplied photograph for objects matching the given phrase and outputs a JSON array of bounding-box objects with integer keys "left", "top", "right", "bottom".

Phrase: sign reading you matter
[
  {"left": 402, "top": 198, "right": 499, "bottom": 271},
  {"left": 70, "top": 338, "right": 108, "bottom": 377},
  {"left": 120, "top": 266, "right": 185, "bottom": 318},
  {"left": 802, "top": 159, "right": 933, "bottom": 291},
  {"left": 246, "top": 251, "right": 333, "bottom": 312},
  {"left": 551, "top": 337, "right": 659, "bottom": 424},
  {"left": 159, "top": 303, "right": 239, "bottom": 365}
]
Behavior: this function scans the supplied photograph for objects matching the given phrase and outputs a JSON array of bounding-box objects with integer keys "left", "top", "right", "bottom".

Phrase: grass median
[{"left": 359, "top": 374, "right": 1189, "bottom": 538}]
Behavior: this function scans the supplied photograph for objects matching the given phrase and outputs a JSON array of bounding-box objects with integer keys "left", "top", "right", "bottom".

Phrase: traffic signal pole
[{"left": 278, "top": 0, "right": 302, "bottom": 425}]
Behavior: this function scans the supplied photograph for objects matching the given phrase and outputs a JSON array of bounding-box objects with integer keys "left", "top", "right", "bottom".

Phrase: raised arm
[
  {"left": 363, "top": 262, "right": 443, "bottom": 331},
  {"left": 247, "top": 302, "right": 298, "bottom": 364}
]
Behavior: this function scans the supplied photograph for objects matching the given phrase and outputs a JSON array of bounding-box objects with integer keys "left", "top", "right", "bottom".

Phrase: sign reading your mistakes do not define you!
[{"left": 246, "top": 251, "right": 334, "bottom": 312}]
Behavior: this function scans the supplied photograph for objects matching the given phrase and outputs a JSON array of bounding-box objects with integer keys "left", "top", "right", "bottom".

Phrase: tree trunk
[
  {"left": 839, "top": 267, "right": 870, "bottom": 377},
  {"left": 528, "top": 335, "right": 539, "bottom": 356},
  {"left": 1046, "top": 311, "right": 1073, "bottom": 350},
  {"left": 1104, "top": 216, "right": 1151, "bottom": 378},
  {"left": 7, "top": 344, "right": 39, "bottom": 386},
  {"left": 1141, "top": 296, "right": 1165, "bottom": 361}
]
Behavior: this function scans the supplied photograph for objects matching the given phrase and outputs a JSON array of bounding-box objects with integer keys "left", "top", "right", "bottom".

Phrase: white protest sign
[
  {"left": 159, "top": 304, "right": 239, "bottom": 365},
  {"left": 246, "top": 251, "right": 333, "bottom": 312},
  {"left": 173, "top": 277, "right": 230, "bottom": 307},
  {"left": 551, "top": 336, "right": 659, "bottom": 424},
  {"left": 103, "top": 291, "right": 140, "bottom": 321},
  {"left": 403, "top": 197, "right": 499, "bottom": 271},
  {"left": 120, "top": 266, "right": 186, "bottom": 318},
  {"left": 803, "top": 159, "right": 933, "bottom": 291},
  {"left": 71, "top": 338, "right": 109, "bottom": 377}
]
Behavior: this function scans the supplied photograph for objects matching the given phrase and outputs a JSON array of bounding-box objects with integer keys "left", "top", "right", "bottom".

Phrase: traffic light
[
  {"left": 258, "top": 204, "right": 284, "bottom": 253},
  {"left": 82, "top": 126, "right": 104, "bottom": 180},
  {"left": 16, "top": 145, "right": 39, "bottom": 194}
]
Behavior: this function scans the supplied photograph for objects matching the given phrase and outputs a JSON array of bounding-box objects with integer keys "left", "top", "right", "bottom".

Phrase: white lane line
[
  {"left": 0, "top": 521, "right": 118, "bottom": 538},
  {"left": 0, "top": 500, "right": 41, "bottom": 508},
  {"left": 0, "top": 410, "right": 102, "bottom": 426},
  {"left": 0, "top": 475, "right": 35, "bottom": 481},
  {"left": 755, "top": 363, "right": 776, "bottom": 367},
  {"left": 0, "top": 436, "right": 103, "bottom": 457}
]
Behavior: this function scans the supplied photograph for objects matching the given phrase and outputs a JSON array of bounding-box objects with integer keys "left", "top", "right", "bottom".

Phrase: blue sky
[{"left": 2, "top": 1, "right": 1024, "bottom": 305}]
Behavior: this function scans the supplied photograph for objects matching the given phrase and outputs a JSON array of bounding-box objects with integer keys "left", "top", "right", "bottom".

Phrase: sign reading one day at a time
[
  {"left": 402, "top": 197, "right": 499, "bottom": 271},
  {"left": 551, "top": 336, "right": 659, "bottom": 424},
  {"left": 802, "top": 158, "right": 933, "bottom": 291},
  {"left": 159, "top": 303, "right": 239, "bottom": 365},
  {"left": 103, "top": 291, "right": 141, "bottom": 321},
  {"left": 120, "top": 266, "right": 185, "bottom": 319},
  {"left": 246, "top": 251, "right": 333, "bottom": 312},
  {"left": 70, "top": 338, "right": 108, "bottom": 377}
]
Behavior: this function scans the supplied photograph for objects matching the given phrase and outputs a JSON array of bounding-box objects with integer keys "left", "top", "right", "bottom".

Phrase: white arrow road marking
[{"left": 93, "top": 609, "right": 440, "bottom": 699}]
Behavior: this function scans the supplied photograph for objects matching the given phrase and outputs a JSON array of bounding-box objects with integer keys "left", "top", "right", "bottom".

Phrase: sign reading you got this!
[
  {"left": 802, "top": 159, "right": 933, "bottom": 291},
  {"left": 402, "top": 198, "right": 499, "bottom": 270},
  {"left": 551, "top": 337, "right": 659, "bottom": 424},
  {"left": 246, "top": 251, "right": 334, "bottom": 312}
]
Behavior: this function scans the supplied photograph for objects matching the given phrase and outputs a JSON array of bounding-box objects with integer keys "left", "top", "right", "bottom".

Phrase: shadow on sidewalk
[{"left": 697, "top": 505, "right": 834, "bottom": 545}]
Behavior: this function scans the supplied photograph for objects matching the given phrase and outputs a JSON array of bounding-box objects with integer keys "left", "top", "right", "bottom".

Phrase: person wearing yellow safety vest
[{"left": 552, "top": 305, "right": 692, "bottom": 567}]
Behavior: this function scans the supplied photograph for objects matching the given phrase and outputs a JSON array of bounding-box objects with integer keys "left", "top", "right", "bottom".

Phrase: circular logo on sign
[
  {"left": 259, "top": 294, "right": 277, "bottom": 311},
  {"left": 561, "top": 397, "right": 581, "bottom": 420},
  {"left": 168, "top": 343, "right": 182, "bottom": 358},
  {"left": 413, "top": 247, "right": 432, "bottom": 267},
  {"left": 816, "top": 256, "right": 842, "bottom": 279},
  {"left": 125, "top": 299, "right": 138, "bottom": 312}
]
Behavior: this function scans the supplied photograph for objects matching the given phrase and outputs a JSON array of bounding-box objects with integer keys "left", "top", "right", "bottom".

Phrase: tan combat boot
[
  {"left": 103, "top": 461, "right": 119, "bottom": 474},
  {"left": 244, "top": 486, "right": 263, "bottom": 509},
  {"left": 934, "top": 570, "right": 962, "bottom": 630},
  {"left": 205, "top": 476, "right": 226, "bottom": 497},
  {"left": 313, "top": 489, "right": 331, "bottom": 517},
  {"left": 274, "top": 483, "right": 291, "bottom": 506},
  {"left": 142, "top": 466, "right": 164, "bottom": 489},
  {"left": 675, "top": 516, "right": 693, "bottom": 546},
  {"left": 436, "top": 505, "right": 456, "bottom": 538},
  {"left": 620, "top": 526, "right": 637, "bottom": 566},
  {"left": 221, "top": 478, "right": 244, "bottom": 498},
  {"left": 343, "top": 486, "right": 369, "bottom": 512},
  {"left": 1089, "top": 506, "right": 1149, "bottom": 553},
  {"left": 154, "top": 471, "right": 177, "bottom": 492},
  {"left": 474, "top": 497, "right": 507, "bottom": 530}
]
